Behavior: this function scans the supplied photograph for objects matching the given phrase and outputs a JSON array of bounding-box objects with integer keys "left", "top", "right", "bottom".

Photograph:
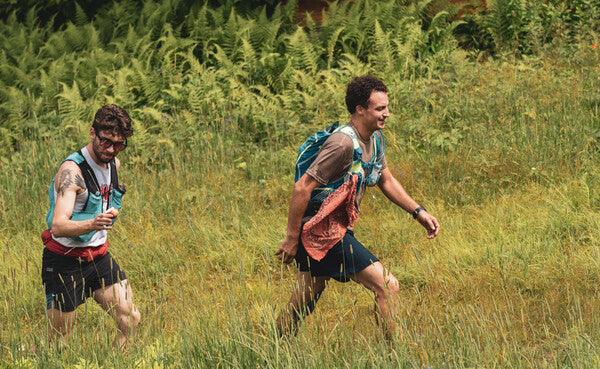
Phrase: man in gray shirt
[{"left": 276, "top": 75, "right": 440, "bottom": 339}]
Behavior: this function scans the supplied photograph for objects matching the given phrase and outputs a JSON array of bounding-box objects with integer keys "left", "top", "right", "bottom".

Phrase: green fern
[
  {"left": 74, "top": 2, "right": 88, "bottom": 26},
  {"left": 219, "top": 8, "right": 242, "bottom": 57},
  {"left": 240, "top": 38, "right": 257, "bottom": 67},
  {"left": 287, "top": 26, "right": 320, "bottom": 73},
  {"left": 369, "top": 19, "right": 394, "bottom": 75},
  {"left": 56, "top": 81, "right": 86, "bottom": 120},
  {"left": 337, "top": 53, "right": 370, "bottom": 80},
  {"left": 323, "top": 27, "right": 344, "bottom": 68},
  {"left": 249, "top": 7, "right": 281, "bottom": 52},
  {"left": 483, "top": 0, "right": 529, "bottom": 52},
  {"left": 187, "top": 3, "right": 212, "bottom": 43}
]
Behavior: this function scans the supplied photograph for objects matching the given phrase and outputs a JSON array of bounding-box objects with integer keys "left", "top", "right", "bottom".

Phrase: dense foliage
[{"left": 0, "top": 0, "right": 598, "bottom": 159}]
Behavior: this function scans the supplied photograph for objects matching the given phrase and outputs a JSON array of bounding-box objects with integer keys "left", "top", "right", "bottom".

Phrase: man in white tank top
[{"left": 41, "top": 105, "right": 140, "bottom": 350}]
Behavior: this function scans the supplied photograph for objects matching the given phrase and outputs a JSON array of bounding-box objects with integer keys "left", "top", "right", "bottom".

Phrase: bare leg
[
  {"left": 46, "top": 307, "right": 76, "bottom": 348},
  {"left": 93, "top": 279, "right": 140, "bottom": 350},
  {"left": 350, "top": 262, "right": 400, "bottom": 340},
  {"left": 276, "top": 271, "right": 329, "bottom": 336}
]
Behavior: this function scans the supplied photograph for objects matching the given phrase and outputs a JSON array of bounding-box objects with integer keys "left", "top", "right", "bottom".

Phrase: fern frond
[
  {"left": 369, "top": 19, "right": 393, "bottom": 74},
  {"left": 74, "top": 2, "right": 88, "bottom": 26},
  {"left": 337, "top": 53, "right": 369, "bottom": 78},
  {"left": 180, "top": 48, "right": 204, "bottom": 76},
  {"left": 273, "top": 0, "right": 298, "bottom": 24},
  {"left": 324, "top": 27, "right": 344, "bottom": 68},
  {"left": 132, "top": 61, "right": 161, "bottom": 103},
  {"left": 24, "top": 6, "right": 44, "bottom": 33},
  {"left": 189, "top": 3, "right": 211, "bottom": 40},
  {"left": 2, "top": 87, "right": 27, "bottom": 124},
  {"left": 0, "top": 63, "right": 27, "bottom": 88},
  {"left": 484, "top": 0, "right": 526, "bottom": 51},
  {"left": 287, "top": 26, "right": 320, "bottom": 73},
  {"left": 220, "top": 8, "right": 241, "bottom": 56},
  {"left": 56, "top": 81, "right": 88, "bottom": 134},
  {"left": 240, "top": 38, "right": 257, "bottom": 66},
  {"left": 64, "top": 23, "right": 88, "bottom": 52},
  {"left": 210, "top": 44, "right": 234, "bottom": 71},
  {"left": 249, "top": 7, "right": 281, "bottom": 51}
]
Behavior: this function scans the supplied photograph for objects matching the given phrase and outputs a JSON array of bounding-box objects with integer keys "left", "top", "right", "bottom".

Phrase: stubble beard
[{"left": 92, "top": 143, "right": 114, "bottom": 164}]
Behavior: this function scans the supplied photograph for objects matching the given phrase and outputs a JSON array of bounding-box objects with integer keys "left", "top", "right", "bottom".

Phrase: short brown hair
[
  {"left": 92, "top": 104, "right": 133, "bottom": 138},
  {"left": 345, "top": 75, "right": 388, "bottom": 114}
]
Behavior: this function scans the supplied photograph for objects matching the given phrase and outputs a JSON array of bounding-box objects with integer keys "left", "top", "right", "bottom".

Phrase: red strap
[{"left": 41, "top": 229, "right": 108, "bottom": 262}]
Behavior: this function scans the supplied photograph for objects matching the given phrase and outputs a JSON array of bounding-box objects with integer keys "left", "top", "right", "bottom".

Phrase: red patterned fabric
[
  {"left": 301, "top": 174, "right": 359, "bottom": 261},
  {"left": 42, "top": 229, "right": 108, "bottom": 262}
]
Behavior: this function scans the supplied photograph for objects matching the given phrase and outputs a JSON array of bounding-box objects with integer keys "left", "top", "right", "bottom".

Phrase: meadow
[{"left": 1, "top": 0, "right": 600, "bottom": 367}]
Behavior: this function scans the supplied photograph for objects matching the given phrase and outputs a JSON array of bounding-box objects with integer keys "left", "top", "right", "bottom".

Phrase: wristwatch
[{"left": 412, "top": 206, "right": 426, "bottom": 219}]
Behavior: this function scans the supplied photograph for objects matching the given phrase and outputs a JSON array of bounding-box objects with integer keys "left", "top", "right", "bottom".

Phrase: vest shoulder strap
[
  {"left": 373, "top": 130, "right": 385, "bottom": 162},
  {"left": 109, "top": 159, "right": 124, "bottom": 193},
  {"left": 335, "top": 125, "right": 385, "bottom": 163},
  {"left": 335, "top": 125, "right": 361, "bottom": 151},
  {"left": 75, "top": 150, "right": 101, "bottom": 196}
]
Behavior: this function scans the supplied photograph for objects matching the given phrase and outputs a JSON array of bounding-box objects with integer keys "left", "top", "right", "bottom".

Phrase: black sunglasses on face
[{"left": 94, "top": 128, "right": 127, "bottom": 151}]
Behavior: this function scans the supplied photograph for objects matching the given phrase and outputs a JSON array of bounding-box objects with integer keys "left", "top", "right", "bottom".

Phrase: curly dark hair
[
  {"left": 92, "top": 104, "right": 133, "bottom": 138},
  {"left": 345, "top": 75, "right": 388, "bottom": 114}
]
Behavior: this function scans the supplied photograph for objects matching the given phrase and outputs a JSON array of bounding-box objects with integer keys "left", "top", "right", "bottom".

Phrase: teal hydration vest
[
  {"left": 295, "top": 121, "right": 385, "bottom": 209},
  {"left": 46, "top": 150, "right": 125, "bottom": 243}
]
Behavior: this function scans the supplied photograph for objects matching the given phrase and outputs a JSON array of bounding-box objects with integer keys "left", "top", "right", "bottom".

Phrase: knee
[
  {"left": 375, "top": 275, "right": 399, "bottom": 299},
  {"left": 131, "top": 309, "right": 141, "bottom": 327},
  {"left": 118, "top": 306, "right": 140, "bottom": 330},
  {"left": 385, "top": 275, "right": 400, "bottom": 297}
]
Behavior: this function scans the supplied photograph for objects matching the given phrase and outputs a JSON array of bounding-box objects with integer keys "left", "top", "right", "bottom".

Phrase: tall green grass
[
  {"left": 2, "top": 47, "right": 600, "bottom": 366},
  {"left": 1, "top": 0, "right": 600, "bottom": 367}
]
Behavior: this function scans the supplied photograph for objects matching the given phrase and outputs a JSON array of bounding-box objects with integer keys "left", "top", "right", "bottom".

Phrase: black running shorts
[{"left": 41, "top": 248, "right": 127, "bottom": 312}]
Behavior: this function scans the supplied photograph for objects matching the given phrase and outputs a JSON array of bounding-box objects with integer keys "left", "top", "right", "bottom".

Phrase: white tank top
[{"left": 52, "top": 147, "right": 112, "bottom": 248}]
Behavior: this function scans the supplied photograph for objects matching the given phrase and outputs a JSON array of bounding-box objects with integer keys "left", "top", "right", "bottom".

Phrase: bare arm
[
  {"left": 275, "top": 173, "right": 321, "bottom": 263},
  {"left": 377, "top": 167, "right": 440, "bottom": 239},
  {"left": 51, "top": 161, "right": 115, "bottom": 238}
]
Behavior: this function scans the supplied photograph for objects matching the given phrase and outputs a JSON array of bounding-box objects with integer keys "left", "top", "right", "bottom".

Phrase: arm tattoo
[
  {"left": 56, "top": 168, "right": 85, "bottom": 196},
  {"left": 56, "top": 169, "right": 74, "bottom": 196},
  {"left": 75, "top": 173, "right": 86, "bottom": 191}
]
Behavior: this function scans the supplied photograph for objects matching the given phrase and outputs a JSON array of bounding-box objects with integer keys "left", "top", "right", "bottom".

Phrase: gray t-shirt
[{"left": 305, "top": 123, "right": 387, "bottom": 212}]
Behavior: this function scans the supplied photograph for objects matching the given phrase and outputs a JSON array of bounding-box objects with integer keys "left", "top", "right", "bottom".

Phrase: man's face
[
  {"left": 90, "top": 128, "right": 127, "bottom": 164},
  {"left": 360, "top": 91, "right": 390, "bottom": 131}
]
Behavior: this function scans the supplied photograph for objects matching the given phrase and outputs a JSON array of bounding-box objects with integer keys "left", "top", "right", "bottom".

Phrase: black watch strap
[{"left": 412, "top": 206, "right": 426, "bottom": 219}]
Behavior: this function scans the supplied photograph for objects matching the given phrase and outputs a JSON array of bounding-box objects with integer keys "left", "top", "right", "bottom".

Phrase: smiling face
[{"left": 356, "top": 90, "right": 390, "bottom": 133}]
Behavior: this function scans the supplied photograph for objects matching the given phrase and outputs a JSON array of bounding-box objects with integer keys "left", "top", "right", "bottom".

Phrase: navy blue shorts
[
  {"left": 294, "top": 230, "right": 379, "bottom": 282},
  {"left": 41, "top": 248, "right": 127, "bottom": 312}
]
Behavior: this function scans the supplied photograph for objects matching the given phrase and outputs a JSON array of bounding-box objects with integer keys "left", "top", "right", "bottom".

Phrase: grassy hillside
[{"left": 1, "top": 0, "right": 600, "bottom": 367}]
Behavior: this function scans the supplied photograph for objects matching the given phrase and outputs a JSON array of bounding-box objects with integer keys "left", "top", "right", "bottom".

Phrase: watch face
[{"left": 413, "top": 206, "right": 425, "bottom": 219}]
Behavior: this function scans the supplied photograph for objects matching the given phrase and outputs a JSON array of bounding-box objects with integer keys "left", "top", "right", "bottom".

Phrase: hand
[
  {"left": 275, "top": 235, "right": 299, "bottom": 264},
  {"left": 90, "top": 212, "right": 114, "bottom": 231},
  {"left": 416, "top": 211, "right": 440, "bottom": 239}
]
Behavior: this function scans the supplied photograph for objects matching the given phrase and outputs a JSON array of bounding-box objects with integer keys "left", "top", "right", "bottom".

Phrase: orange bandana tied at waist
[{"left": 301, "top": 174, "right": 359, "bottom": 261}]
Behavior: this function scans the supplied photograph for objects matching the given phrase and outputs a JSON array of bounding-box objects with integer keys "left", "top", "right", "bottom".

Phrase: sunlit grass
[{"left": 1, "top": 40, "right": 600, "bottom": 369}]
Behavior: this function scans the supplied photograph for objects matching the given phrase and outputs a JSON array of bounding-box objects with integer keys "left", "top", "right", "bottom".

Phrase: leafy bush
[
  {"left": 459, "top": 0, "right": 600, "bottom": 55},
  {"left": 0, "top": 0, "right": 466, "bottom": 157},
  {"left": 0, "top": 0, "right": 598, "bottom": 160}
]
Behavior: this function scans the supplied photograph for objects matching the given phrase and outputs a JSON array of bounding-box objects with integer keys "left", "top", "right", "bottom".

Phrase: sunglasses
[{"left": 94, "top": 128, "right": 127, "bottom": 151}]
